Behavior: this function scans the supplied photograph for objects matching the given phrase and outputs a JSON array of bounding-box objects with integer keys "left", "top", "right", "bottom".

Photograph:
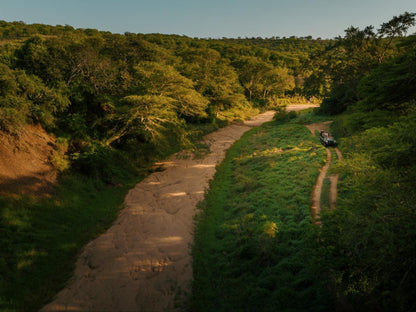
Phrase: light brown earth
[
  {"left": 41, "top": 104, "right": 318, "bottom": 312},
  {"left": 0, "top": 124, "right": 57, "bottom": 196},
  {"left": 305, "top": 122, "right": 342, "bottom": 221}
]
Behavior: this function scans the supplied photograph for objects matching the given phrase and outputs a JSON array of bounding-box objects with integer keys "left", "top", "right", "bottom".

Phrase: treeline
[
  {"left": 0, "top": 20, "right": 326, "bottom": 182},
  {"left": 303, "top": 12, "right": 416, "bottom": 310}
]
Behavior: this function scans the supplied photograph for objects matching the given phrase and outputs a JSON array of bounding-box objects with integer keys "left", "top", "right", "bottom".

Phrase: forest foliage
[{"left": 0, "top": 20, "right": 317, "bottom": 181}]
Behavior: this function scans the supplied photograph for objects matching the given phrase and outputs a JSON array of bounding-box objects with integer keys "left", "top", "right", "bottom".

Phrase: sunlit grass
[{"left": 192, "top": 112, "right": 331, "bottom": 311}]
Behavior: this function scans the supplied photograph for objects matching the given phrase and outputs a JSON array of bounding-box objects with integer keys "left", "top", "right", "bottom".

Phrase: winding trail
[
  {"left": 42, "top": 104, "right": 317, "bottom": 312},
  {"left": 305, "top": 122, "right": 342, "bottom": 222}
]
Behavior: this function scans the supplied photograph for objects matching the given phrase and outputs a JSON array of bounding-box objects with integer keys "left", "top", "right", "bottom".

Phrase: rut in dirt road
[{"left": 41, "top": 105, "right": 317, "bottom": 312}]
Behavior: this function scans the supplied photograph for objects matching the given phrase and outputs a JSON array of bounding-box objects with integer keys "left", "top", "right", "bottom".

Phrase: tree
[
  {"left": 105, "top": 95, "right": 179, "bottom": 146},
  {"left": 357, "top": 36, "right": 416, "bottom": 112},
  {"left": 0, "top": 63, "right": 70, "bottom": 132},
  {"left": 178, "top": 47, "right": 248, "bottom": 117},
  {"left": 131, "top": 61, "right": 208, "bottom": 119},
  {"left": 305, "top": 12, "right": 416, "bottom": 114},
  {"left": 105, "top": 61, "right": 210, "bottom": 146},
  {"left": 232, "top": 56, "right": 294, "bottom": 106},
  {"left": 260, "top": 66, "right": 295, "bottom": 102},
  {"left": 379, "top": 11, "right": 416, "bottom": 37}
]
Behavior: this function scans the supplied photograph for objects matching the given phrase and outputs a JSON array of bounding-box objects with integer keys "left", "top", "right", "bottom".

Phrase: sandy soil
[
  {"left": 0, "top": 124, "right": 56, "bottom": 196},
  {"left": 41, "top": 105, "right": 317, "bottom": 312},
  {"left": 305, "top": 122, "right": 342, "bottom": 221}
]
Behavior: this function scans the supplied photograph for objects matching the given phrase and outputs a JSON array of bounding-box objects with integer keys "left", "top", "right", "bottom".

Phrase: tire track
[{"left": 305, "top": 123, "right": 342, "bottom": 222}]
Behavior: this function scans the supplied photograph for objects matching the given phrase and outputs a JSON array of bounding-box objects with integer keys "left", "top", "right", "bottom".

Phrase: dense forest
[
  {"left": 1, "top": 11, "right": 416, "bottom": 311},
  {"left": 0, "top": 20, "right": 322, "bottom": 179}
]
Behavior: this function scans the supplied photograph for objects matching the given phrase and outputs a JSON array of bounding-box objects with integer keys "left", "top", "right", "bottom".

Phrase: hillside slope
[{"left": 0, "top": 124, "right": 56, "bottom": 196}]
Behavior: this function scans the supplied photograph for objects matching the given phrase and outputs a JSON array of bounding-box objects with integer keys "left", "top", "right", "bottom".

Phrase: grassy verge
[
  {"left": 320, "top": 177, "right": 331, "bottom": 211},
  {"left": 192, "top": 111, "right": 332, "bottom": 311},
  {"left": 0, "top": 166, "right": 148, "bottom": 312}
]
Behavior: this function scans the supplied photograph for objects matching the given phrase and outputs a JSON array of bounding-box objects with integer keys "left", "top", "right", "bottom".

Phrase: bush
[
  {"left": 273, "top": 110, "right": 297, "bottom": 122},
  {"left": 49, "top": 138, "right": 70, "bottom": 172},
  {"left": 72, "top": 144, "right": 138, "bottom": 184}
]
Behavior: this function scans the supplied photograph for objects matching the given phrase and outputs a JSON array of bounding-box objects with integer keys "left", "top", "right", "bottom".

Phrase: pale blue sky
[{"left": 1, "top": 0, "right": 416, "bottom": 39}]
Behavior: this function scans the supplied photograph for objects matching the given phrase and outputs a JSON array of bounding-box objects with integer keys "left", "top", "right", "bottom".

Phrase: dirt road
[
  {"left": 42, "top": 105, "right": 317, "bottom": 312},
  {"left": 305, "top": 122, "right": 342, "bottom": 221}
]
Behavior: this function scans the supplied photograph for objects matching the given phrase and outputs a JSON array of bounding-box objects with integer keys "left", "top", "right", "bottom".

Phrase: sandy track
[{"left": 42, "top": 105, "right": 317, "bottom": 312}]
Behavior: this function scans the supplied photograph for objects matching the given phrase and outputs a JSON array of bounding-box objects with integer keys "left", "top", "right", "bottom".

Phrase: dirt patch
[
  {"left": 41, "top": 105, "right": 317, "bottom": 312},
  {"left": 282, "top": 103, "right": 319, "bottom": 111},
  {"left": 0, "top": 124, "right": 57, "bottom": 196},
  {"left": 304, "top": 121, "right": 333, "bottom": 137}
]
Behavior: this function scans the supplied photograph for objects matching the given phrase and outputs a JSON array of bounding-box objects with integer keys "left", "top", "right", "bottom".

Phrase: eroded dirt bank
[
  {"left": 42, "top": 105, "right": 317, "bottom": 312},
  {"left": 0, "top": 124, "right": 57, "bottom": 196}
]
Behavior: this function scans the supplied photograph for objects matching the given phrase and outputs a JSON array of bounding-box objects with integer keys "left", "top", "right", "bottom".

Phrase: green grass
[
  {"left": 320, "top": 177, "right": 331, "bottom": 211},
  {"left": 320, "top": 148, "right": 339, "bottom": 211},
  {"left": 192, "top": 112, "right": 332, "bottom": 311},
  {"left": 0, "top": 172, "right": 143, "bottom": 312}
]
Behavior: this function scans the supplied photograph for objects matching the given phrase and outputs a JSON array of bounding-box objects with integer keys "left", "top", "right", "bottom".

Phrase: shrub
[{"left": 273, "top": 110, "right": 297, "bottom": 122}]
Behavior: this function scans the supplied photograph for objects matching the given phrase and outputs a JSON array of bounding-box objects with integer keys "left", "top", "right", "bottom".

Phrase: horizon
[
  {"left": 2, "top": 18, "right": 415, "bottom": 41},
  {"left": 1, "top": 0, "right": 416, "bottom": 40},
  {"left": 0, "top": 19, "right": 338, "bottom": 40}
]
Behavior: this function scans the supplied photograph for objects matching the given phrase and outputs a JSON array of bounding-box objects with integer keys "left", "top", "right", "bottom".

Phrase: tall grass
[
  {"left": 0, "top": 171, "right": 143, "bottom": 312},
  {"left": 192, "top": 112, "right": 331, "bottom": 311}
]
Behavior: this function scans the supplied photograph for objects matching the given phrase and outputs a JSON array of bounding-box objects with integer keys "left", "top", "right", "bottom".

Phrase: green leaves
[
  {"left": 306, "top": 12, "right": 416, "bottom": 115},
  {"left": 105, "top": 61, "right": 211, "bottom": 146},
  {"left": 0, "top": 63, "right": 70, "bottom": 132},
  {"left": 106, "top": 95, "right": 178, "bottom": 146},
  {"left": 378, "top": 12, "right": 416, "bottom": 37},
  {"left": 357, "top": 40, "right": 416, "bottom": 112},
  {"left": 132, "top": 61, "right": 208, "bottom": 118},
  {"left": 232, "top": 56, "right": 295, "bottom": 106}
]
